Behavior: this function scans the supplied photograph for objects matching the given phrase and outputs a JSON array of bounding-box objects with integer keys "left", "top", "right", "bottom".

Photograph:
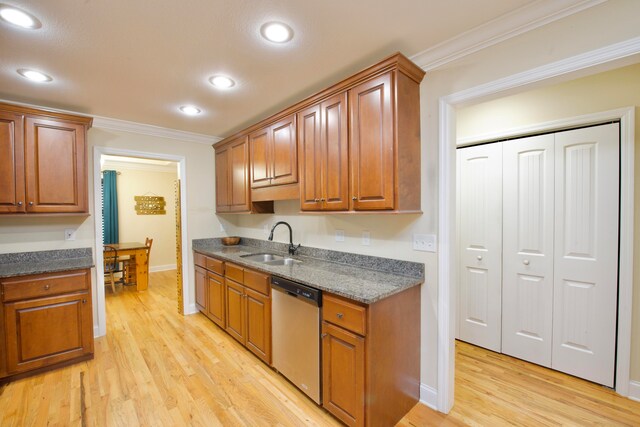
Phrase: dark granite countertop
[
  {"left": 192, "top": 238, "right": 423, "bottom": 304},
  {"left": 0, "top": 248, "right": 94, "bottom": 278}
]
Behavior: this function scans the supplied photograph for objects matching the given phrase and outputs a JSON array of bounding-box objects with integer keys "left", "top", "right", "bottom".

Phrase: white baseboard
[
  {"left": 150, "top": 264, "right": 177, "bottom": 273},
  {"left": 630, "top": 381, "right": 640, "bottom": 402},
  {"left": 185, "top": 303, "right": 198, "bottom": 315},
  {"left": 420, "top": 383, "right": 438, "bottom": 410}
]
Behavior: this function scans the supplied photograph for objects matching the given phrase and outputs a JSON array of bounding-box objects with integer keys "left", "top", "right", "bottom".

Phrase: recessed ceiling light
[
  {"left": 209, "top": 75, "right": 235, "bottom": 89},
  {"left": 17, "top": 68, "right": 52, "bottom": 82},
  {"left": 260, "top": 22, "right": 293, "bottom": 43},
  {"left": 179, "top": 105, "right": 201, "bottom": 116},
  {"left": 0, "top": 5, "right": 41, "bottom": 29}
]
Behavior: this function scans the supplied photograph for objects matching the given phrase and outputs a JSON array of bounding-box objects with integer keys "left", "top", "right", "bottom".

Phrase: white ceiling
[{"left": 0, "top": 0, "right": 568, "bottom": 138}]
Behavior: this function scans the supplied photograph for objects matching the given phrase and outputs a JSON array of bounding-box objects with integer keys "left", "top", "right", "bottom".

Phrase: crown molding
[
  {"left": 101, "top": 159, "right": 177, "bottom": 174},
  {"left": 411, "top": 0, "right": 607, "bottom": 71},
  {"left": 92, "top": 116, "right": 221, "bottom": 145}
]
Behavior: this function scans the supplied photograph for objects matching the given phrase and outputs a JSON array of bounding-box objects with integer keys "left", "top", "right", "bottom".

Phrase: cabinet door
[
  {"left": 270, "top": 114, "right": 297, "bottom": 186},
  {"left": 349, "top": 72, "right": 394, "bottom": 210},
  {"left": 0, "top": 111, "right": 25, "bottom": 213},
  {"left": 298, "top": 104, "right": 322, "bottom": 210},
  {"left": 225, "top": 279, "right": 246, "bottom": 344},
  {"left": 215, "top": 146, "right": 230, "bottom": 212},
  {"left": 245, "top": 287, "right": 271, "bottom": 364},
  {"left": 207, "top": 272, "right": 226, "bottom": 329},
  {"left": 195, "top": 265, "right": 207, "bottom": 312},
  {"left": 249, "top": 127, "right": 271, "bottom": 188},
  {"left": 4, "top": 291, "right": 93, "bottom": 374},
  {"left": 24, "top": 116, "right": 87, "bottom": 213},
  {"left": 321, "top": 93, "right": 349, "bottom": 211},
  {"left": 228, "top": 137, "right": 251, "bottom": 212},
  {"left": 322, "top": 321, "right": 365, "bottom": 427}
]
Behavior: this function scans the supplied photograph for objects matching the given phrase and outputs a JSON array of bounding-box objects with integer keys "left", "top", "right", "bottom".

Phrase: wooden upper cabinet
[
  {"left": 349, "top": 72, "right": 394, "bottom": 211},
  {"left": 24, "top": 116, "right": 87, "bottom": 213},
  {"left": 0, "top": 111, "right": 25, "bottom": 213},
  {"left": 0, "top": 103, "right": 92, "bottom": 214},
  {"left": 215, "top": 136, "right": 251, "bottom": 213},
  {"left": 213, "top": 52, "right": 424, "bottom": 213},
  {"left": 298, "top": 92, "right": 349, "bottom": 211},
  {"left": 249, "top": 114, "right": 298, "bottom": 189}
]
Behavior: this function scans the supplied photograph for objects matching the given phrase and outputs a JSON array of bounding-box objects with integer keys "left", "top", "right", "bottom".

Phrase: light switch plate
[
  {"left": 335, "top": 229, "right": 345, "bottom": 242},
  {"left": 64, "top": 229, "right": 76, "bottom": 241},
  {"left": 413, "top": 233, "right": 436, "bottom": 252},
  {"left": 362, "top": 231, "right": 370, "bottom": 246}
]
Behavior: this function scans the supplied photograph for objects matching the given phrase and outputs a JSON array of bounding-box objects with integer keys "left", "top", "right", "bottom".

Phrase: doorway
[
  {"left": 456, "top": 122, "right": 620, "bottom": 387},
  {"left": 93, "top": 147, "right": 190, "bottom": 337}
]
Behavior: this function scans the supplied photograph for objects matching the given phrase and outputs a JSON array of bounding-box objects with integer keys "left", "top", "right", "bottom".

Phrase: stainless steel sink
[
  {"left": 240, "top": 252, "right": 302, "bottom": 266},
  {"left": 240, "top": 253, "right": 283, "bottom": 263},
  {"left": 265, "top": 258, "right": 302, "bottom": 266}
]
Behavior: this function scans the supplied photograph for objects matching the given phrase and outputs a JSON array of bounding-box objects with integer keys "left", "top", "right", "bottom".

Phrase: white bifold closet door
[
  {"left": 551, "top": 124, "right": 619, "bottom": 387},
  {"left": 457, "top": 122, "right": 619, "bottom": 387},
  {"left": 502, "top": 134, "right": 555, "bottom": 367},
  {"left": 457, "top": 143, "right": 503, "bottom": 352}
]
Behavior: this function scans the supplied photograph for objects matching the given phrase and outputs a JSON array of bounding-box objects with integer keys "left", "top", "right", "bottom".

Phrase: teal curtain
[{"left": 102, "top": 170, "right": 119, "bottom": 244}]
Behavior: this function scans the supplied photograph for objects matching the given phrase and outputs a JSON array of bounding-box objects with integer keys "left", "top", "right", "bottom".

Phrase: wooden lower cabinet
[
  {"left": 0, "top": 269, "right": 94, "bottom": 382},
  {"left": 194, "top": 253, "right": 272, "bottom": 366},
  {"left": 224, "top": 268, "right": 272, "bottom": 365},
  {"left": 321, "top": 288, "right": 420, "bottom": 427},
  {"left": 322, "top": 321, "right": 365, "bottom": 426}
]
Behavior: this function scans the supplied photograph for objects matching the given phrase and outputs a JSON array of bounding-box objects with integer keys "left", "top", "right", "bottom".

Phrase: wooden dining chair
[{"left": 103, "top": 245, "right": 121, "bottom": 293}]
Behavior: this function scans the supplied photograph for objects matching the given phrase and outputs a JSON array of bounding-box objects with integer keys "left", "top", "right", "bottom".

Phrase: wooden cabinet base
[{"left": 0, "top": 353, "right": 93, "bottom": 385}]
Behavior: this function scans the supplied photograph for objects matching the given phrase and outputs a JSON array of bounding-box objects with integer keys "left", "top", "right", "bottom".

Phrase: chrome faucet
[{"left": 268, "top": 221, "right": 301, "bottom": 255}]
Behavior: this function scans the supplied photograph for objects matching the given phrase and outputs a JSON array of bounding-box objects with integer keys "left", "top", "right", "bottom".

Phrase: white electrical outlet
[
  {"left": 64, "top": 229, "right": 76, "bottom": 241},
  {"left": 413, "top": 233, "right": 436, "bottom": 252},
  {"left": 362, "top": 231, "right": 370, "bottom": 246},
  {"left": 335, "top": 229, "right": 345, "bottom": 242}
]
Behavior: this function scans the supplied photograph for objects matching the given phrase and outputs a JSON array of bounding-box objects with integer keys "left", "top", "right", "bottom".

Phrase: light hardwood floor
[{"left": 1, "top": 270, "right": 639, "bottom": 426}]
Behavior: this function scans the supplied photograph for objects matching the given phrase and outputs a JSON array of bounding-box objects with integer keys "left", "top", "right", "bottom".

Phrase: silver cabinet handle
[
  {"left": 336, "top": 313, "right": 344, "bottom": 319},
  {"left": 18, "top": 201, "right": 23, "bottom": 206},
  {"left": 44, "top": 284, "right": 50, "bottom": 290},
  {"left": 352, "top": 196, "right": 357, "bottom": 201},
  {"left": 477, "top": 255, "right": 483, "bottom": 261},
  {"left": 523, "top": 259, "right": 530, "bottom": 265},
  {"left": 321, "top": 333, "right": 327, "bottom": 338},
  {"left": 29, "top": 201, "right": 34, "bottom": 206},
  {"left": 314, "top": 198, "right": 320, "bottom": 202}
]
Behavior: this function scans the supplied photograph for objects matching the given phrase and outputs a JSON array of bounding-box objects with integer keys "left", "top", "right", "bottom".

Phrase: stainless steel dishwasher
[{"left": 271, "top": 276, "right": 322, "bottom": 404}]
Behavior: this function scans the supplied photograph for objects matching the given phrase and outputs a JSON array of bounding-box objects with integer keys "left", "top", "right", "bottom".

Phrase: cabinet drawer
[
  {"left": 205, "top": 257, "right": 224, "bottom": 275},
  {"left": 323, "top": 294, "right": 367, "bottom": 336},
  {"left": 194, "top": 252, "right": 206, "bottom": 268},
  {"left": 225, "top": 263, "right": 244, "bottom": 283},
  {"left": 244, "top": 269, "right": 270, "bottom": 296},
  {"left": 1, "top": 270, "right": 90, "bottom": 302}
]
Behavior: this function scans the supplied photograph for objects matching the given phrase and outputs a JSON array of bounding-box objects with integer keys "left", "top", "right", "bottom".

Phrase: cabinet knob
[
  {"left": 320, "top": 198, "right": 325, "bottom": 202},
  {"left": 29, "top": 201, "right": 34, "bottom": 206},
  {"left": 352, "top": 196, "right": 357, "bottom": 201},
  {"left": 17, "top": 201, "right": 23, "bottom": 206},
  {"left": 336, "top": 313, "right": 344, "bottom": 319},
  {"left": 523, "top": 259, "right": 530, "bottom": 266},
  {"left": 321, "top": 333, "right": 327, "bottom": 338},
  {"left": 44, "top": 284, "right": 50, "bottom": 290},
  {"left": 314, "top": 198, "right": 320, "bottom": 203},
  {"left": 82, "top": 299, "right": 87, "bottom": 304},
  {"left": 477, "top": 255, "right": 483, "bottom": 261}
]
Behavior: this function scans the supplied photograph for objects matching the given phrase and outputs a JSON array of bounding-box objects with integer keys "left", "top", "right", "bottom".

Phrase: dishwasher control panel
[{"left": 271, "top": 276, "right": 322, "bottom": 306}]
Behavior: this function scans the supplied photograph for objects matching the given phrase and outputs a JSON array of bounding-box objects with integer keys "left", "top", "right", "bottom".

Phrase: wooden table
[{"left": 106, "top": 242, "right": 149, "bottom": 291}]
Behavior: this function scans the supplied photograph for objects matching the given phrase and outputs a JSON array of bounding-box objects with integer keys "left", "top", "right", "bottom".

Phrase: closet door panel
[
  {"left": 502, "top": 134, "right": 554, "bottom": 366},
  {"left": 457, "top": 143, "right": 502, "bottom": 352},
  {"left": 551, "top": 123, "right": 619, "bottom": 387}
]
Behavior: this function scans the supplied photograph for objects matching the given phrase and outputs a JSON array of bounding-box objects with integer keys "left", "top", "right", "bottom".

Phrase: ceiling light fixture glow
[
  {"left": 0, "top": 5, "right": 41, "bottom": 29},
  {"left": 179, "top": 105, "right": 201, "bottom": 116},
  {"left": 17, "top": 68, "right": 52, "bottom": 82},
  {"left": 260, "top": 22, "right": 293, "bottom": 43},
  {"left": 209, "top": 75, "right": 235, "bottom": 89}
]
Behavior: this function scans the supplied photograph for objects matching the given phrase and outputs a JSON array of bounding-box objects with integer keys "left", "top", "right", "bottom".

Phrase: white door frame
[
  {"left": 438, "top": 36, "right": 640, "bottom": 412},
  {"left": 93, "top": 146, "right": 190, "bottom": 337}
]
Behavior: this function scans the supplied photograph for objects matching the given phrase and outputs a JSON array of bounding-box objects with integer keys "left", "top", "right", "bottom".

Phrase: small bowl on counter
[{"left": 221, "top": 236, "right": 241, "bottom": 246}]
